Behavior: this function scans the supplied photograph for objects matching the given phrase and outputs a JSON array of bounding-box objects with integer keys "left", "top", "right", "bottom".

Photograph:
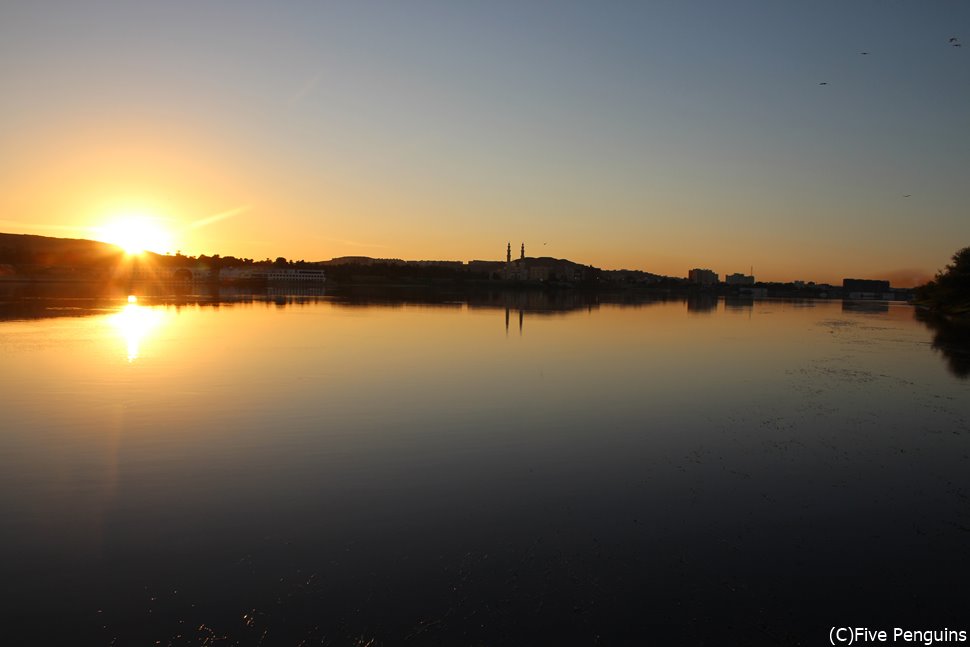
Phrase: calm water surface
[{"left": 1, "top": 287, "right": 969, "bottom": 645}]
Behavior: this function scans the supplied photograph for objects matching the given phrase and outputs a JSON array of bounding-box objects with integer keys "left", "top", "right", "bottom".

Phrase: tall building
[{"left": 688, "top": 268, "right": 718, "bottom": 286}]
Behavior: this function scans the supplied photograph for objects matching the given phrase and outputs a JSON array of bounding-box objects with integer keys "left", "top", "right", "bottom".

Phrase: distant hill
[
  {"left": 0, "top": 232, "right": 124, "bottom": 267},
  {"left": 0, "top": 232, "right": 139, "bottom": 281}
]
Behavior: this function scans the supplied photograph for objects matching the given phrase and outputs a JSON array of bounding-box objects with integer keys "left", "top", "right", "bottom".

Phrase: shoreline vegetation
[{"left": 914, "top": 247, "right": 970, "bottom": 320}]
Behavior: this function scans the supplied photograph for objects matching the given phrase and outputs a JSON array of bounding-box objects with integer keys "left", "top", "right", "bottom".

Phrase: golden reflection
[{"left": 109, "top": 297, "right": 167, "bottom": 362}]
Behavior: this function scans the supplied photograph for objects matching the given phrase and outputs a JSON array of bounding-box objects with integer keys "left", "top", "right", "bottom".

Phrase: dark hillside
[{"left": 0, "top": 232, "right": 123, "bottom": 268}]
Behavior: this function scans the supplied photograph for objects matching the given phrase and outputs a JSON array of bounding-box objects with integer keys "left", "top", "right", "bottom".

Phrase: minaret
[
  {"left": 520, "top": 243, "right": 525, "bottom": 260},
  {"left": 507, "top": 242, "right": 511, "bottom": 263}
]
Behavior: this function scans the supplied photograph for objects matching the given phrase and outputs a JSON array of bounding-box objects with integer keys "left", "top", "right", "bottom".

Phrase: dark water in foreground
[{"left": 1, "top": 285, "right": 969, "bottom": 645}]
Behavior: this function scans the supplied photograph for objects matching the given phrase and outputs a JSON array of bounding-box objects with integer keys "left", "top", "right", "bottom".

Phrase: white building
[
  {"left": 254, "top": 268, "right": 327, "bottom": 282},
  {"left": 220, "top": 267, "right": 327, "bottom": 282}
]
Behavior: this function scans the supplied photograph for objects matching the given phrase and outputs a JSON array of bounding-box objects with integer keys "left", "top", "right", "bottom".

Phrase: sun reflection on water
[{"left": 109, "top": 296, "right": 166, "bottom": 362}]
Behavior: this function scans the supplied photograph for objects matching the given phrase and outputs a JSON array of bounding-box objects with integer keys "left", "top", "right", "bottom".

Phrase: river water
[{"left": 1, "top": 285, "right": 968, "bottom": 645}]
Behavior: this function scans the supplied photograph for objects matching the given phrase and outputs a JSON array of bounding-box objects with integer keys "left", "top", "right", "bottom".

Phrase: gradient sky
[{"left": 1, "top": 1, "right": 968, "bottom": 284}]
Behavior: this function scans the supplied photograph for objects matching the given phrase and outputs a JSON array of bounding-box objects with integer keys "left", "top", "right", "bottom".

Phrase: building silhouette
[
  {"left": 725, "top": 272, "right": 755, "bottom": 286},
  {"left": 688, "top": 268, "right": 718, "bottom": 286}
]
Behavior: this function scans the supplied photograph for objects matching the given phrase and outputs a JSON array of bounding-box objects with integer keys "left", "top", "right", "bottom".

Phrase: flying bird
[
  {"left": 818, "top": 82, "right": 828, "bottom": 85},
  {"left": 860, "top": 51, "right": 869, "bottom": 55},
  {"left": 949, "top": 37, "right": 959, "bottom": 43},
  {"left": 903, "top": 194, "right": 912, "bottom": 198}
]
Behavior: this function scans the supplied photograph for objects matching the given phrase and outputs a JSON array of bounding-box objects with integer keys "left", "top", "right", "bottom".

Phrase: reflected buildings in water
[
  {"left": 504, "top": 307, "right": 524, "bottom": 335},
  {"left": 686, "top": 292, "right": 717, "bottom": 314},
  {"left": 842, "top": 299, "right": 891, "bottom": 314},
  {"left": 724, "top": 295, "right": 755, "bottom": 312},
  {"left": 0, "top": 280, "right": 694, "bottom": 324}
]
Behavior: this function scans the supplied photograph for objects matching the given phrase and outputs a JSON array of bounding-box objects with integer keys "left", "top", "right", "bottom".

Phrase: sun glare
[
  {"left": 97, "top": 215, "right": 174, "bottom": 255},
  {"left": 109, "top": 300, "right": 166, "bottom": 362}
]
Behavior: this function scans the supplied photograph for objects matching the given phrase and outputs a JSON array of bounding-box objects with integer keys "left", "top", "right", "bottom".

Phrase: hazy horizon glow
[{"left": 1, "top": 1, "right": 968, "bottom": 285}]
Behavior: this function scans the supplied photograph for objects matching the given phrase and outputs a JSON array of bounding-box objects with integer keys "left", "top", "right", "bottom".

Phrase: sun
[{"left": 96, "top": 215, "right": 174, "bottom": 255}]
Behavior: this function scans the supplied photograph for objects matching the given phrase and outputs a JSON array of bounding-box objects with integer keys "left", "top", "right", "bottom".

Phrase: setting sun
[{"left": 96, "top": 215, "right": 174, "bottom": 255}]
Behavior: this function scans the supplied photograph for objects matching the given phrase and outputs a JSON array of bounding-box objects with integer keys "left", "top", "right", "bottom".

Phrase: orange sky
[{"left": 2, "top": 2, "right": 967, "bottom": 286}]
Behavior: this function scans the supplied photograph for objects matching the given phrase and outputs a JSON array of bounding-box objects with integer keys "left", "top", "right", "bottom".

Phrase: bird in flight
[
  {"left": 903, "top": 194, "right": 912, "bottom": 198},
  {"left": 818, "top": 82, "right": 828, "bottom": 85},
  {"left": 860, "top": 51, "right": 869, "bottom": 55},
  {"left": 949, "top": 37, "right": 959, "bottom": 43}
]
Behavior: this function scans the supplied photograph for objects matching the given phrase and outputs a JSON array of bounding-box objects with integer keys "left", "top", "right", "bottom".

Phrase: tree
[
  {"left": 938, "top": 247, "right": 970, "bottom": 290},
  {"left": 917, "top": 246, "right": 970, "bottom": 314}
]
